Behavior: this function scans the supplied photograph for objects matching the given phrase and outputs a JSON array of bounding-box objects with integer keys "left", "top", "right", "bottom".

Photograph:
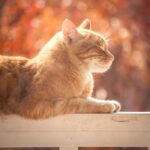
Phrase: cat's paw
[
  {"left": 101, "top": 100, "right": 121, "bottom": 113},
  {"left": 110, "top": 100, "right": 121, "bottom": 112}
]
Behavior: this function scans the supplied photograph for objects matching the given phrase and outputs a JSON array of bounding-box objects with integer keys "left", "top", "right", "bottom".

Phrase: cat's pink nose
[
  {"left": 108, "top": 53, "right": 114, "bottom": 62},
  {"left": 111, "top": 54, "right": 114, "bottom": 62}
]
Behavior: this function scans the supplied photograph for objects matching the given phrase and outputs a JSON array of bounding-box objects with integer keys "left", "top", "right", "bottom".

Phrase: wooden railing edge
[{"left": 0, "top": 112, "right": 150, "bottom": 149}]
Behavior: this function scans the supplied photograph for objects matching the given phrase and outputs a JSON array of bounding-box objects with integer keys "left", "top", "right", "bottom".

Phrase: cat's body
[{"left": 0, "top": 19, "right": 121, "bottom": 119}]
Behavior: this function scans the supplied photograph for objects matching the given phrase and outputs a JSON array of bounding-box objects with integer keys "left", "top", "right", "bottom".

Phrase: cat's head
[{"left": 61, "top": 19, "right": 114, "bottom": 73}]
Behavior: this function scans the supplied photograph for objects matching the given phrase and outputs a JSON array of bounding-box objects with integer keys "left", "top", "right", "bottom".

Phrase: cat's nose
[
  {"left": 108, "top": 53, "right": 114, "bottom": 62},
  {"left": 111, "top": 54, "right": 114, "bottom": 62}
]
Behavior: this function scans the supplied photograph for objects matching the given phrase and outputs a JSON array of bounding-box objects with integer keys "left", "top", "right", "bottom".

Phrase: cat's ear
[
  {"left": 78, "top": 19, "right": 91, "bottom": 29},
  {"left": 62, "top": 19, "right": 80, "bottom": 44}
]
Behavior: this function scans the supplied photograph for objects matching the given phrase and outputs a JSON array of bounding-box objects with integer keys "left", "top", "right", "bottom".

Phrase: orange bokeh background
[{"left": 0, "top": 0, "right": 149, "bottom": 113}]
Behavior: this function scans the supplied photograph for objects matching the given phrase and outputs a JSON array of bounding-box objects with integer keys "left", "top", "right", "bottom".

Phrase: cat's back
[
  {"left": 0, "top": 56, "right": 30, "bottom": 90},
  {"left": 0, "top": 55, "right": 34, "bottom": 88},
  {"left": 0, "top": 55, "right": 37, "bottom": 89},
  {"left": 0, "top": 55, "right": 29, "bottom": 71},
  {"left": 0, "top": 55, "right": 30, "bottom": 111}
]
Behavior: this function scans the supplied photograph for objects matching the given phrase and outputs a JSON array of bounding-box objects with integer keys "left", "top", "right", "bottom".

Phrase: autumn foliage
[{"left": 0, "top": 0, "right": 149, "bottom": 113}]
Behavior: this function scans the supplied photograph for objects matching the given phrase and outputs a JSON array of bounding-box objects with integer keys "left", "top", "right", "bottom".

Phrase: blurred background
[{"left": 0, "top": 0, "right": 149, "bottom": 149}]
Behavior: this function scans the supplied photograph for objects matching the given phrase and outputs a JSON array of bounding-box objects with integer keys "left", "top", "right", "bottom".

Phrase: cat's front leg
[
  {"left": 94, "top": 99, "right": 121, "bottom": 113},
  {"left": 54, "top": 97, "right": 121, "bottom": 115},
  {"left": 81, "top": 97, "right": 121, "bottom": 113}
]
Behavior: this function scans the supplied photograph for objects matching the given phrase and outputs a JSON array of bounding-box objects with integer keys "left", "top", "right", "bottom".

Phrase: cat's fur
[{"left": 0, "top": 19, "right": 121, "bottom": 119}]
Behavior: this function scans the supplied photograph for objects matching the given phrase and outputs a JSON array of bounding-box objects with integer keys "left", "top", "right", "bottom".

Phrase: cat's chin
[
  {"left": 89, "top": 62, "right": 111, "bottom": 73},
  {"left": 91, "top": 68, "right": 109, "bottom": 73},
  {"left": 90, "top": 67, "right": 110, "bottom": 73}
]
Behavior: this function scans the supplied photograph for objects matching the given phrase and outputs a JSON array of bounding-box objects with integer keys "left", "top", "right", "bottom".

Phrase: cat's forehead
[{"left": 79, "top": 29, "right": 107, "bottom": 46}]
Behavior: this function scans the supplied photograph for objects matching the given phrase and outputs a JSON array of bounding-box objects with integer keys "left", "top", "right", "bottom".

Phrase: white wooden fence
[{"left": 0, "top": 112, "right": 150, "bottom": 150}]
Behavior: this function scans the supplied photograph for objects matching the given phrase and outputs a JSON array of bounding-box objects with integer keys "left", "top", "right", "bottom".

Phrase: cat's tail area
[{"left": 15, "top": 100, "right": 54, "bottom": 120}]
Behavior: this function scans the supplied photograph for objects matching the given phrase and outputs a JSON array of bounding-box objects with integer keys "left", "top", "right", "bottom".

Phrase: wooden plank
[
  {"left": 0, "top": 132, "right": 150, "bottom": 147},
  {"left": 1, "top": 112, "right": 150, "bottom": 132},
  {"left": 0, "top": 112, "right": 150, "bottom": 147},
  {"left": 0, "top": 131, "right": 150, "bottom": 147}
]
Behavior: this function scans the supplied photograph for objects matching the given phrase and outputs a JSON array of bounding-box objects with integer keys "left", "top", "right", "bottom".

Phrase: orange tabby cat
[{"left": 0, "top": 19, "right": 121, "bottom": 119}]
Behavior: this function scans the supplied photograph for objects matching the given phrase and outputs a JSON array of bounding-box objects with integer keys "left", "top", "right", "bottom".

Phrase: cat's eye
[
  {"left": 101, "top": 45, "right": 106, "bottom": 50},
  {"left": 96, "top": 40, "right": 107, "bottom": 51}
]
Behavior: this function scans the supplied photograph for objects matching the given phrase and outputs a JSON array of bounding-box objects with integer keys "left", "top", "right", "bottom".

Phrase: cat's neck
[{"left": 33, "top": 33, "right": 61, "bottom": 63}]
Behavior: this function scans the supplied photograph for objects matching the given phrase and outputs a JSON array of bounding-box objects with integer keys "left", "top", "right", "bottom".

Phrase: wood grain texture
[{"left": 0, "top": 112, "right": 150, "bottom": 148}]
